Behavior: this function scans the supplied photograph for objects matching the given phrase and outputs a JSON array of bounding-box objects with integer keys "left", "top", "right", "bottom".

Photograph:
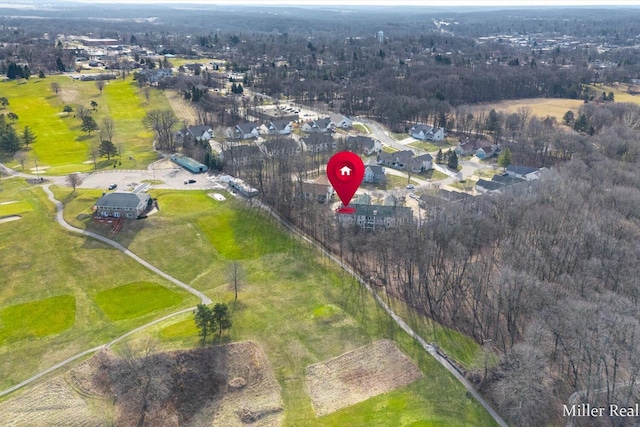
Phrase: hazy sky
[{"left": 65, "top": 0, "right": 640, "bottom": 5}]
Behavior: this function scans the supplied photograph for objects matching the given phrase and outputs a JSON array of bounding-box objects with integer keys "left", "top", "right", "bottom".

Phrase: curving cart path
[{"left": 0, "top": 185, "right": 211, "bottom": 398}]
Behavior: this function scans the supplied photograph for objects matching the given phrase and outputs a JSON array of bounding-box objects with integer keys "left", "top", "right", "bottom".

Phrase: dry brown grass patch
[
  {"left": 305, "top": 339, "right": 423, "bottom": 417},
  {"left": 0, "top": 378, "right": 105, "bottom": 426}
]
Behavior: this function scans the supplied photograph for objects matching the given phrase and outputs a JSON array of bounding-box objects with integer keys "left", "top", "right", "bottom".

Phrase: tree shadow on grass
[{"left": 76, "top": 135, "right": 95, "bottom": 142}]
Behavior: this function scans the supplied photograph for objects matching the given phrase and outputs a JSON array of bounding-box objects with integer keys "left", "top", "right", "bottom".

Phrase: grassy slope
[
  {"left": 0, "top": 76, "right": 170, "bottom": 174},
  {"left": 54, "top": 186, "right": 497, "bottom": 426},
  {"left": 0, "top": 178, "right": 198, "bottom": 390}
]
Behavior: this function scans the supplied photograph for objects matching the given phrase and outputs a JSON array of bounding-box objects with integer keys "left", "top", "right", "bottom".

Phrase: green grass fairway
[
  {"left": 0, "top": 200, "right": 32, "bottom": 216},
  {"left": 54, "top": 186, "right": 497, "bottom": 426},
  {"left": 95, "top": 282, "right": 184, "bottom": 321},
  {"left": 0, "top": 178, "right": 198, "bottom": 390},
  {"left": 0, "top": 295, "right": 75, "bottom": 343},
  {"left": 316, "top": 378, "right": 488, "bottom": 426},
  {"left": 0, "top": 76, "right": 171, "bottom": 174}
]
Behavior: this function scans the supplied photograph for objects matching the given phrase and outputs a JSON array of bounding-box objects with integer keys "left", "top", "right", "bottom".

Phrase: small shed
[{"left": 170, "top": 154, "right": 208, "bottom": 173}]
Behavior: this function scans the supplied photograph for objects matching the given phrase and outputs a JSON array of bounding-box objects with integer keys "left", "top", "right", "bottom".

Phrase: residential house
[
  {"left": 301, "top": 134, "right": 335, "bottom": 152},
  {"left": 492, "top": 174, "right": 525, "bottom": 186},
  {"left": 221, "top": 144, "right": 262, "bottom": 166},
  {"left": 438, "top": 189, "right": 471, "bottom": 202},
  {"left": 330, "top": 114, "right": 353, "bottom": 129},
  {"left": 409, "top": 124, "right": 445, "bottom": 141},
  {"left": 377, "top": 150, "right": 415, "bottom": 170},
  {"left": 346, "top": 135, "right": 382, "bottom": 155},
  {"left": 231, "top": 122, "right": 260, "bottom": 140},
  {"left": 455, "top": 139, "right": 497, "bottom": 159},
  {"left": 364, "top": 165, "right": 386, "bottom": 184},
  {"left": 302, "top": 118, "right": 333, "bottom": 134},
  {"left": 266, "top": 120, "right": 293, "bottom": 135},
  {"left": 338, "top": 204, "right": 413, "bottom": 230},
  {"left": 177, "top": 125, "right": 214, "bottom": 142},
  {"left": 136, "top": 68, "right": 172, "bottom": 85},
  {"left": 475, "top": 179, "right": 505, "bottom": 194},
  {"left": 506, "top": 165, "right": 540, "bottom": 181},
  {"left": 406, "top": 153, "right": 433, "bottom": 173},
  {"left": 261, "top": 138, "right": 300, "bottom": 156},
  {"left": 95, "top": 192, "right": 151, "bottom": 219},
  {"left": 300, "top": 176, "right": 334, "bottom": 203}
]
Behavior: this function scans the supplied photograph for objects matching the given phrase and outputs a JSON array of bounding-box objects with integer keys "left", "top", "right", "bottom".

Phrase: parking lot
[{"left": 76, "top": 165, "right": 222, "bottom": 192}]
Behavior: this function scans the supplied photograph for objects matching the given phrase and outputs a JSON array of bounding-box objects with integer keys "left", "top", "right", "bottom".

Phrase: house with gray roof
[
  {"left": 95, "top": 192, "right": 151, "bottom": 219},
  {"left": 475, "top": 179, "right": 505, "bottom": 194},
  {"left": 409, "top": 124, "right": 445, "bottom": 141},
  {"left": 266, "top": 120, "right": 293, "bottom": 135},
  {"left": 301, "top": 134, "right": 335, "bottom": 152},
  {"left": 338, "top": 204, "right": 413, "bottom": 230},
  {"left": 330, "top": 114, "right": 353, "bottom": 129},
  {"left": 232, "top": 122, "right": 260, "bottom": 139},
  {"left": 177, "top": 125, "right": 214, "bottom": 142},
  {"left": 302, "top": 118, "right": 333, "bottom": 133},
  {"left": 346, "top": 135, "right": 381, "bottom": 155},
  {"left": 364, "top": 165, "right": 386, "bottom": 184},
  {"left": 261, "top": 138, "right": 300, "bottom": 156},
  {"left": 506, "top": 165, "right": 540, "bottom": 181}
]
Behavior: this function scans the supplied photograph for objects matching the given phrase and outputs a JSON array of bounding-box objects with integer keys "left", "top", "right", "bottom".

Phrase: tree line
[{"left": 233, "top": 101, "right": 640, "bottom": 426}]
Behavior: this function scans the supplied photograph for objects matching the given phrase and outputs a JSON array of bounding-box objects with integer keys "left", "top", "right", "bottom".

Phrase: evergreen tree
[
  {"left": 1, "top": 126, "right": 22, "bottom": 154},
  {"left": 574, "top": 113, "right": 588, "bottom": 133},
  {"left": 81, "top": 116, "right": 98, "bottom": 135},
  {"left": 193, "top": 304, "right": 213, "bottom": 345},
  {"left": 99, "top": 139, "right": 118, "bottom": 160},
  {"left": 447, "top": 150, "right": 458, "bottom": 170},
  {"left": 498, "top": 147, "right": 512, "bottom": 170},
  {"left": 212, "top": 303, "right": 232, "bottom": 338},
  {"left": 21, "top": 126, "right": 36, "bottom": 147},
  {"left": 56, "top": 57, "right": 65, "bottom": 72},
  {"left": 436, "top": 149, "right": 444, "bottom": 164}
]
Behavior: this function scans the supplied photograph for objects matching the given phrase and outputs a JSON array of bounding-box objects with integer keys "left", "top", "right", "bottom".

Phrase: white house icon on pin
[{"left": 339, "top": 166, "right": 352, "bottom": 176}]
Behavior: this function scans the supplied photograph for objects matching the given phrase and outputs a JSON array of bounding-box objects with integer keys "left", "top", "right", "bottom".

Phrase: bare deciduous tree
[{"left": 66, "top": 172, "right": 83, "bottom": 193}]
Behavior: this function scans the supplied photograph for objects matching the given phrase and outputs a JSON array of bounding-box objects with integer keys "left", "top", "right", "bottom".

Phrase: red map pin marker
[{"left": 327, "top": 151, "right": 364, "bottom": 214}]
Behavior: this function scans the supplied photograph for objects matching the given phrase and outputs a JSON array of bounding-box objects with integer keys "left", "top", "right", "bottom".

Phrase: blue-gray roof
[{"left": 507, "top": 165, "right": 538, "bottom": 176}]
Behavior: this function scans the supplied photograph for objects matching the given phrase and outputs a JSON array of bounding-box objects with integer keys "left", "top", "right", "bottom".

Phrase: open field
[
  {"left": 0, "top": 295, "right": 76, "bottom": 343},
  {"left": 45, "top": 187, "right": 497, "bottom": 426},
  {"left": 585, "top": 83, "right": 640, "bottom": 104},
  {"left": 306, "top": 339, "right": 424, "bottom": 417},
  {"left": 0, "top": 178, "right": 198, "bottom": 390},
  {"left": 94, "top": 282, "right": 184, "bottom": 321},
  {"left": 0, "top": 75, "right": 171, "bottom": 174},
  {"left": 0, "top": 377, "right": 105, "bottom": 426},
  {"left": 472, "top": 97, "right": 584, "bottom": 120}
]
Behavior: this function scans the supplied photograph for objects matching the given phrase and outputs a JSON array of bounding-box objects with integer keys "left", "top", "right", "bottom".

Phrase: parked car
[
  {"left": 184, "top": 179, "right": 196, "bottom": 184},
  {"left": 406, "top": 184, "right": 415, "bottom": 190},
  {"left": 108, "top": 183, "right": 117, "bottom": 190}
]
